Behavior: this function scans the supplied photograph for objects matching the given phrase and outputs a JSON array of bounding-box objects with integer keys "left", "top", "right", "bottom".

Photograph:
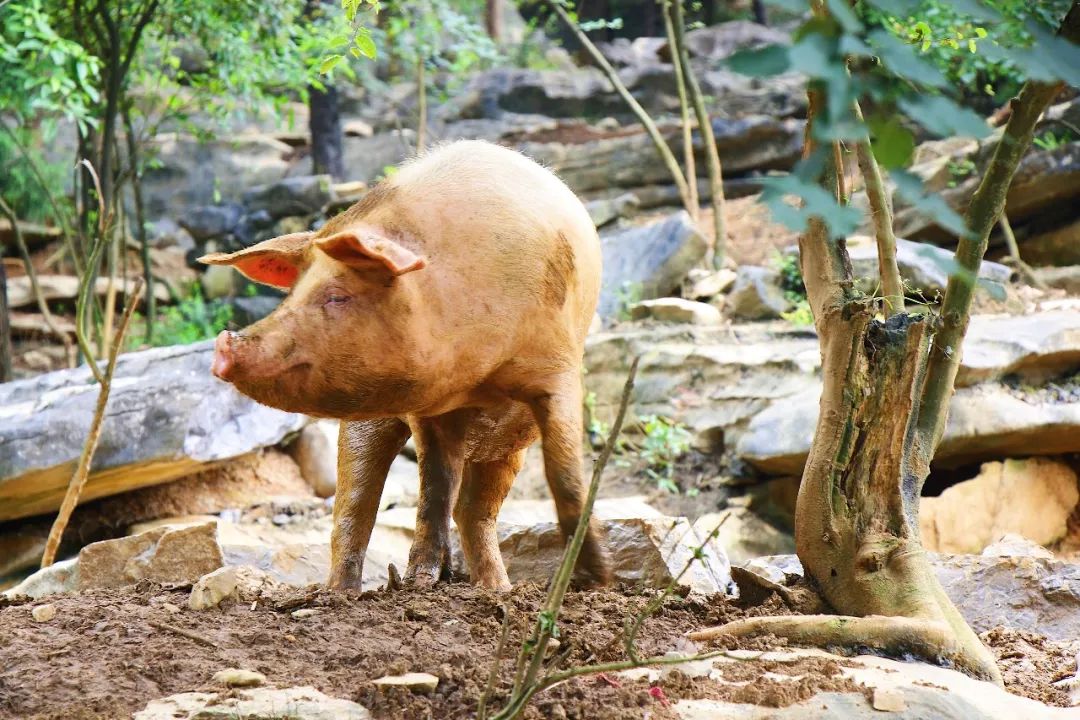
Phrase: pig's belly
[{"left": 462, "top": 402, "right": 539, "bottom": 463}]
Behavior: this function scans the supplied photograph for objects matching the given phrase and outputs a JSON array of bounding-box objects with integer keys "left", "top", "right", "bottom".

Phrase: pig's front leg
[
  {"left": 406, "top": 416, "right": 467, "bottom": 586},
  {"left": 329, "top": 418, "right": 411, "bottom": 590}
]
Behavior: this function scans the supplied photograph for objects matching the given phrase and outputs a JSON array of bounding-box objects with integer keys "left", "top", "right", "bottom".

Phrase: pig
[{"left": 199, "top": 140, "right": 607, "bottom": 592}]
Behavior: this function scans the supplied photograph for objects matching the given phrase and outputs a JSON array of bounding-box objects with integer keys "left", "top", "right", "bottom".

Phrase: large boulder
[
  {"left": 140, "top": 133, "right": 292, "bottom": 220},
  {"left": 0, "top": 341, "right": 308, "bottom": 522},
  {"left": 842, "top": 235, "right": 1013, "bottom": 295},
  {"left": 242, "top": 175, "right": 335, "bottom": 219},
  {"left": 921, "top": 459, "right": 1079, "bottom": 553},
  {"left": 584, "top": 309, "right": 1080, "bottom": 470},
  {"left": 727, "top": 265, "right": 792, "bottom": 320},
  {"left": 179, "top": 203, "right": 243, "bottom": 242},
  {"left": 597, "top": 212, "right": 707, "bottom": 318},
  {"left": 78, "top": 522, "right": 223, "bottom": 590}
]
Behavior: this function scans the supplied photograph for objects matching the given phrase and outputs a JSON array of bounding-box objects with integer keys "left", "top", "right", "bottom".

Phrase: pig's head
[{"left": 198, "top": 226, "right": 427, "bottom": 418}]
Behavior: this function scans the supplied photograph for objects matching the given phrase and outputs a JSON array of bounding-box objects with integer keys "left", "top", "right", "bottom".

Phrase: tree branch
[
  {"left": 852, "top": 104, "right": 904, "bottom": 316},
  {"left": 544, "top": 0, "right": 693, "bottom": 215},
  {"left": 661, "top": 0, "right": 698, "bottom": 221},
  {"left": 670, "top": 0, "right": 727, "bottom": 268},
  {"left": 916, "top": 3, "right": 1075, "bottom": 450}
]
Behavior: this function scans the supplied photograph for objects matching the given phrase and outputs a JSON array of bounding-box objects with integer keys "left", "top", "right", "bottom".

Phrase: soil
[
  {"left": 0, "top": 579, "right": 1070, "bottom": 720},
  {"left": 983, "top": 626, "right": 1080, "bottom": 708}
]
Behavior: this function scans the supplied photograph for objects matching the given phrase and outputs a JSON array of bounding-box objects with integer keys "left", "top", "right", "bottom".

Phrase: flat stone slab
[{"left": 0, "top": 340, "right": 307, "bottom": 522}]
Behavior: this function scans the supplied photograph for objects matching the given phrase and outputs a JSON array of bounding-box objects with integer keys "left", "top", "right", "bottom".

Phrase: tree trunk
[
  {"left": 0, "top": 251, "right": 12, "bottom": 383},
  {"left": 309, "top": 83, "right": 345, "bottom": 180},
  {"left": 485, "top": 0, "right": 502, "bottom": 42},
  {"left": 752, "top": 0, "right": 768, "bottom": 25}
]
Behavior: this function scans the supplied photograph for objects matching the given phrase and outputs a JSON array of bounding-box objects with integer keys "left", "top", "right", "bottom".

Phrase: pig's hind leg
[
  {"left": 525, "top": 374, "right": 612, "bottom": 586},
  {"left": 406, "top": 416, "right": 467, "bottom": 586},
  {"left": 329, "top": 418, "right": 411, "bottom": 591},
  {"left": 454, "top": 449, "right": 525, "bottom": 591}
]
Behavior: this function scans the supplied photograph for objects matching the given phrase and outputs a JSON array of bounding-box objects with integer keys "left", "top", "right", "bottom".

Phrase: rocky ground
[
  {"left": 2, "top": 577, "right": 1076, "bottom": 720},
  {"left": 2, "top": 15, "right": 1080, "bottom": 720}
]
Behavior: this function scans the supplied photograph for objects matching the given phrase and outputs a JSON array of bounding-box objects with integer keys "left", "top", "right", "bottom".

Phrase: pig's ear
[
  {"left": 315, "top": 229, "right": 426, "bottom": 276},
  {"left": 197, "top": 231, "right": 313, "bottom": 290}
]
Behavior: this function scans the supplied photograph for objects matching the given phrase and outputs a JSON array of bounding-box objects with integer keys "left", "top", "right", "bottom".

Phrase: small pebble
[
  {"left": 372, "top": 672, "right": 439, "bottom": 694},
  {"left": 161, "top": 603, "right": 181, "bottom": 614},
  {"left": 872, "top": 687, "right": 907, "bottom": 712},
  {"left": 31, "top": 604, "right": 57, "bottom": 623},
  {"left": 212, "top": 668, "right": 266, "bottom": 687},
  {"left": 291, "top": 608, "right": 320, "bottom": 619}
]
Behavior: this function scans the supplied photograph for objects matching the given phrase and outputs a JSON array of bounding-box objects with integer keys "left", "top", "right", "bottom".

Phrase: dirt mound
[{"left": 0, "top": 580, "right": 1069, "bottom": 719}]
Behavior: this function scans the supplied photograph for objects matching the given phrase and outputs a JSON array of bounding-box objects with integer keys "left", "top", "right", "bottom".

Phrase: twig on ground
[{"left": 148, "top": 620, "right": 220, "bottom": 649}]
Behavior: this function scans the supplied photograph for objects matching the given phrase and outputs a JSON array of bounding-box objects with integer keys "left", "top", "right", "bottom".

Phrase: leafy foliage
[
  {"left": 637, "top": 414, "right": 692, "bottom": 494},
  {"left": 131, "top": 285, "right": 234, "bottom": 348},
  {"left": 725, "top": 0, "right": 1077, "bottom": 241}
]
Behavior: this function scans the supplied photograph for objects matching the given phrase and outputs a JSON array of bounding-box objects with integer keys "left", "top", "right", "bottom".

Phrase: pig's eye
[{"left": 324, "top": 293, "right": 351, "bottom": 306}]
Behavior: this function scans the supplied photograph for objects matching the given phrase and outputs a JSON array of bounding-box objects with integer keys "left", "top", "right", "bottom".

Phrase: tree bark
[
  {"left": 661, "top": 0, "right": 698, "bottom": 221},
  {"left": 485, "top": 0, "right": 502, "bottom": 42},
  {"left": 309, "top": 83, "right": 345, "bottom": 180},
  {"left": 752, "top": 0, "right": 768, "bottom": 26},
  {"left": 0, "top": 250, "right": 11, "bottom": 383}
]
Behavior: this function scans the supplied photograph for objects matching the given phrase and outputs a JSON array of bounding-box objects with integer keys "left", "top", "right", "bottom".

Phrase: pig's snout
[{"left": 212, "top": 330, "right": 237, "bottom": 381}]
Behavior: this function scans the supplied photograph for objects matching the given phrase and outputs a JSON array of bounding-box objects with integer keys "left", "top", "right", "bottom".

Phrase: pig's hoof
[{"left": 404, "top": 567, "right": 441, "bottom": 588}]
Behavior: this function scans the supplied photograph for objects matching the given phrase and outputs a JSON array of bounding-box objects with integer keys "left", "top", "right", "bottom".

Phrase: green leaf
[
  {"left": 354, "top": 33, "right": 377, "bottom": 59},
  {"left": 898, "top": 94, "right": 990, "bottom": 139},
  {"left": 892, "top": 170, "right": 969, "bottom": 238},
  {"left": 759, "top": 174, "right": 863, "bottom": 239},
  {"left": 868, "top": 116, "right": 915, "bottom": 169},
  {"left": 726, "top": 44, "right": 790, "bottom": 77},
  {"left": 319, "top": 54, "right": 343, "bottom": 75},
  {"left": 867, "top": 30, "right": 947, "bottom": 88},
  {"left": 826, "top": 0, "right": 862, "bottom": 33}
]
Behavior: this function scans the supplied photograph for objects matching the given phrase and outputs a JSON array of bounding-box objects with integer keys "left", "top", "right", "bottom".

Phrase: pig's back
[{"left": 386, "top": 141, "right": 600, "bottom": 348}]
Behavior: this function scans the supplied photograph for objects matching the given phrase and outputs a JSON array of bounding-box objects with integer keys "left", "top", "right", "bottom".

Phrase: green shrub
[
  {"left": 638, "top": 414, "right": 692, "bottom": 494},
  {"left": 131, "top": 285, "right": 234, "bottom": 348}
]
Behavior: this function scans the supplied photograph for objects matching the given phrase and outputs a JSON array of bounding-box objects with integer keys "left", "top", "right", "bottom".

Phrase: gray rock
[
  {"left": 737, "top": 551, "right": 1080, "bottom": 640},
  {"left": 842, "top": 235, "right": 1013, "bottom": 296},
  {"left": 1033, "top": 264, "right": 1080, "bottom": 293},
  {"left": 134, "top": 687, "right": 370, "bottom": 720},
  {"left": 682, "top": 20, "right": 792, "bottom": 62},
  {"left": 585, "top": 192, "right": 640, "bottom": 228},
  {"left": 243, "top": 175, "right": 334, "bottom": 219},
  {"left": 727, "top": 266, "right": 792, "bottom": 320},
  {"left": 230, "top": 294, "right": 284, "bottom": 325},
  {"left": 4, "top": 558, "right": 79, "bottom": 599},
  {"left": 1025, "top": 218, "right": 1080, "bottom": 267},
  {"left": 0, "top": 341, "right": 307, "bottom": 522},
  {"left": 335, "top": 131, "right": 415, "bottom": 184},
  {"left": 179, "top": 203, "right": 243, "bottom": 242},
  {"left": 598, "top": 212, "right": 707, "bottom": 318},
  {"left": 597, "top": 36, "right": 667, "bottom": 68},
  {"left": 140, "top": 133, "right": 292, "bottom": 221}
]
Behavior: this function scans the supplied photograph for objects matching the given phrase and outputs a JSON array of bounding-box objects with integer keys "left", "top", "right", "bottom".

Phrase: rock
[
  {"left": 0, "top": 340, "right": 307, "bottom": 522},
  {"left": 584, "top": 192, "right": 640, "bottom": 228},
  {"left": 230, "top": 294, "right": 283, "bottom": 325},
  {"left": 842, "top": 235, "right": 1013, "bottom": 295},
  {"left": 189, "top": 565, "right": 280, "bottom": 610},
  {"left": 1023, "top": 218, "right": 1080, "bottom": 267},
  {"left": 745, "top": 551, "right": 1080, "bottom": 640},
  {"left": 920, "top": 459, "right": 1079, "bottom": 554},
  {"left": 475, "top": 517, "right": 731, "bottom": 594},
  {"left": 597, "top": 36, "right": 666, "bottom": 68},
  {"left": 6, "top": 274, "right": 171, "bottom": 309},
  {"left": 4, "top": 558, "right": 79, "bottom": 599},
  {"left": 200, "top": 264, "right": 238, "bottom": 299},
  {"left": 872, "top": 687, "right": 907, "bottom": 712},
  {"left": 335, "top": 131, "right": 414, "bottom": 184},
  {"left": 981, "top": 533, "right": 1056, "bottom": 559},
  {"left": 372, "top": 672, "right": 440, "bottom": 693},
  {"left": 684, "top": 268, "right": 737, "bottom": 300},
  {"left": 727, "top": 266, "right": 791, "bottom": 320},
  {"left": 630, "top": 298, "right": 722, "bottom": 325},
  {"left": 179, "top": 203, "right": 243, "bottom": 241},
  {"left": 140, "top": 133, "right": 292, "bottom": 221},
  {"left": 212, "top": 668, "right": 266, "bottom": 688},
  {"left": 147, "top": 217, "right": 196, "bottom": 252},
  {"left": 291, "top": 608, "right": 320, "bottom": 618},
  {"left": 79, "top": 522, "right": 223, "bottom": 590},
  {"left": 243, "top": 175, "right": 335, "bottom": 219},
  {"left": 895, "top": 142, "right": 1080, "bottom": 245},
  {"left": 31, "top": 604, "right": 57, "bottom": 622},
  {"left": 598, "top": 212, "right": 707, "bottom": 318},
  {"left": 1033, "top": 264, "right": 1080, "bottom": 292},
  {"left": 522, "top": 115, "right": 804, "bottom": 196},
  {"left": 933, "top": 552, "right": 1080, "bottom": 638},
  {"left": 134, "top": 686, "right": 370, "bottom": 720},
  {"left": 671, "top": 647, "right": 1075, "bottom": 719},
  {"left": 694, "top": 508, "right": 794, "bottom": 564},
  {"left": 290, "top": 420, "right": 339, "bottom": 498},
  {"left": 683, "top": 20, "right": 791, "bottom": 62}
]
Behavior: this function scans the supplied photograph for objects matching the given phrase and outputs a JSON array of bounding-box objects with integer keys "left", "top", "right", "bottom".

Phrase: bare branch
[{"left": 661, "top": 0, "right": 698, "bottom": 220}]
